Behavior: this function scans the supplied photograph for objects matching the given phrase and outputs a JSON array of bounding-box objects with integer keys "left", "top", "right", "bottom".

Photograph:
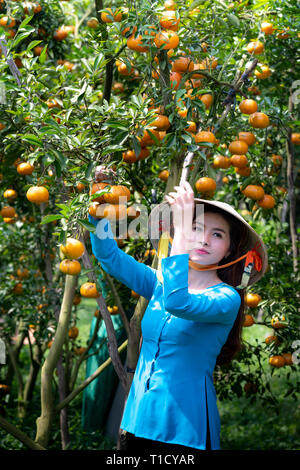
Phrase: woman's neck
[{"left": 188, "top": 264, "right": 222, "bottom": 289}]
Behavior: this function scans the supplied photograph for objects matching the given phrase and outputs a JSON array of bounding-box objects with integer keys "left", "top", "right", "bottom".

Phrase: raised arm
[
  {"left": 161, "top": 253, "right": 241, "bottom": 324},
  {"left": 89, "top": 215, "right": 157, "bottom": 301}
]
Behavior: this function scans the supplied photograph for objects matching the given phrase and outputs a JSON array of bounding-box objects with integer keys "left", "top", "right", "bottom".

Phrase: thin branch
[{"left": 0, "top": 416, "right": 46, "bottom": 450}]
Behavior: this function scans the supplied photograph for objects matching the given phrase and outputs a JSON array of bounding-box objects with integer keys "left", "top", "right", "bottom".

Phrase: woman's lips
[{"left": 195, "top": 249, "right": 209, "bottom": 254}]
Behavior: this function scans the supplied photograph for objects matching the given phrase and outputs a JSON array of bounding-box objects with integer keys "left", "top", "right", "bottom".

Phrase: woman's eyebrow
[{"left": 193, "top": 222, "right": 227, "bottom": 234}]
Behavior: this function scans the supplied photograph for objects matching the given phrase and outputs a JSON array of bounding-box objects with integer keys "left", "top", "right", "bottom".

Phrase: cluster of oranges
[{"left": 242, "top": 292, "right": 293, "bottom": 368}]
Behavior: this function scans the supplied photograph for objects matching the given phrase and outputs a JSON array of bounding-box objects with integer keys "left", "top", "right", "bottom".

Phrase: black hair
[{"left": 193, "top": 204, "right": 249, "bottom": 365}]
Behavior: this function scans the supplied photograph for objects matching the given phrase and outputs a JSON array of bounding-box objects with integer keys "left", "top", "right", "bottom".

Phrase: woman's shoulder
[{"left": 214, "top": 282, "right": 242, "bottom": 309}]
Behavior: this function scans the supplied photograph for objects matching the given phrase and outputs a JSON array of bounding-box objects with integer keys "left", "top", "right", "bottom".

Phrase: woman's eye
[{"left": 213, "top": 232, "right": 222, "bottom": 238}]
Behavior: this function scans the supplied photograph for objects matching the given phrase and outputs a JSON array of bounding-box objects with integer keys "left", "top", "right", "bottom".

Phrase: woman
[{"left": 89, "top": 181, "right": 268, "bottom": 452}]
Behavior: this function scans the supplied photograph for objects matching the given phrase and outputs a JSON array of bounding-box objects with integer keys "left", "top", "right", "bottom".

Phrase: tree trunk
[{"left": 35, "top": 274, "right": 78, "bottom": 448}]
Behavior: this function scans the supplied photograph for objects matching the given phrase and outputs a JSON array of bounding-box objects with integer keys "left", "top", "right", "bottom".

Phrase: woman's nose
[{"left": 199, "top": 230, "right": 210, "bottom": 245}]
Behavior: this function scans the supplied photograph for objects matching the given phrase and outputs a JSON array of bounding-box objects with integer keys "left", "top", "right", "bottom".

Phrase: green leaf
[
  {"left": 50, "top": 149, "right": 68, "bottom": 170},
  {"left": 132, "top": 135, "right": 141, "bottom": 157},
  {"left": 12, "top": 29, "right": 35, "bottom": 49},
  {"left": 188, "top": 0, "right": 209, "bottom": 9},
  {"left": 227, "top": 14, "right": 240, "bottom": 28},
  {"left": 26, "top": 40, "right": 42, "bottom": 52},
  {"left": 39, "top": 45, "right": 48, "bottom": 64},
  {"left": 40, "top": 214, "right": 63, "bottom": 224},
  {"left": 17, "top": 15, "right": 34, "bottom": 30},
  {"left": 21, "top": 134, "right": 43, "bottom": 146},
  {"left": 78, "top": 219, "right": 96, "bottom": 233}
]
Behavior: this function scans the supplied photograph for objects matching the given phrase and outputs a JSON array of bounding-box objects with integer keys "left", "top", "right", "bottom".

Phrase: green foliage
[{"left": 0, "top": 0, "right": 299, "bottom": 450}]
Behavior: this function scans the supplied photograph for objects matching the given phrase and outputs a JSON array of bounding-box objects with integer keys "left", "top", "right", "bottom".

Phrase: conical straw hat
[{"left": 148, "top": 198, "right": 268, "bottom": 286}]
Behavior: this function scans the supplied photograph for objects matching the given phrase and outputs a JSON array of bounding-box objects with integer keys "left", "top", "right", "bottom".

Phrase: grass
[{"left": 218, "top": 323, "right": 300, "bottom": 450}]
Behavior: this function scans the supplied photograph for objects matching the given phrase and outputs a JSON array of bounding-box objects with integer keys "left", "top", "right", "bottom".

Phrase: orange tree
[{"left": 0, "top": 0, "right": 299, "bottom": 449}]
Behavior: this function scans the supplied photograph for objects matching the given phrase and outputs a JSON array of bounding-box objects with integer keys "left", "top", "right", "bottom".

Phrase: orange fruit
[
  {"left": 249, "top": 112, "right": 270, "bottom": 128},
  {"left": 212, "top": 155, "right": 231, "bottom": 169},
  {"left": 228, "top": 140, "right": 248, "bottom": 155},
  {"left": 107, "top": 305, "right": 119, "bottom": 315},
  {"left": 131, "top": 290, "right": 140, "bottom": 298},
  {"left": 269, "top": 355, "right": 285, "bottom": 368},
  {"left": 230, "top": 154, "right": 248, "bottom": 168},
  {"left": 154, "top": 30, "right": 179, "bottom": 50},
  {"left": 100, "top": 8, "right": 122, "bottom": 23},
  {"left": 16, "top": 268, "right": 29, "bottom": 279},
  {"left": 87, "top": 18, "right": 99, "bottom": 28},
  {"left": 195, "top": 177, "right": 216, "bottom": 193},
  {"left": 158, "top": 169, "right": 169, "bottom": 181},
  {"left": 80, "top": 282, "right": 99, "bottom": 298},
  {"left": 0, "top": 16, "right": 16, "bottom": 28},
  {"left": 170, "top": 71, "right": 182, "bottom": 89},
  {"left": 46, "top": 98, "right": 61, "bottom": 109},
  {"left": 60, "top": 238, "right": 84, "bottom": 259},
  {"left": 73, "top": 294, "right": 81, "bottom": 306},
  {"left": 90, "top": 182, "right": 110, "bottom": 203},
  {"left": 122, "top": 150, "right": 138, "bottom": 163},
  {"left": 277, "top": 29, "right": 290, "bottom": 39},
  {"left": 245, "top": 293, "right": 261, "bottom": 307},
  {"left": 265, "top": 335, "right": 280, "bottom": 345},
  {"left": 194, "top": 131, "right": 216, "bottom": 145},
  {"left": 74, "top": 347, "right": 87, "bottom": 355},
  {"left": 102, "top": 185, "right": 131, "bottom": 204},
  {"left": 172, "top": 57, "right": 194, "bottom": 73},
  {"left": 261, "top": 22, "right": 274, "bottom": 35},
  {"left": 76, "top": 183, "right": 85, "bottom": 192},
  {"left": 242, "top": 185, "right": 265, "bottom": 201},
  {"left": 200, "top": 94, "right": 213, "bottom": 109},
  {"left": 151, "top": 114, "right": 170, "bottom": 131},
  {"left": 26, "top": 186, "right": 49, "bottom": 204},
  {"left": 16, "top": 162, "right": 34, "bottom": 175},
  {"left": 127, "top": 34, "right": 149, "bottom": 52},
  {"left": 271, "top": 316, "right": 286, "bottom": 329},
  {"left": 282, "top": 353, "right": 293, "bottom": 365},
  {"left": 59, "top": 259, "right": 81, "bottom": 275},
  {"left": 248, "top": 85, "right": 261, "bottom": 95},
  {"left": 3, "top": 189, "right": 17, "bottom": 200},
  {"left": 243, "top": 314, "right": 255, "bottom": 327},
  {"left": 53, "top": 28, "right": 69, "bottom": 41},
  {"left": 257, "top": 194, "right": 275, "bottom": 209},
  {"left": 127, "top": 206, "right": 141, "bottom": 219},
  {"left": 238, "top": 132, "right": 256, "bottom": 146},
  {"left": 185, "top": 121, "right": 197, "bottom": 133},
  {"left": 121, "top": 24, "right": 137, "bottom": 36},
  {"left": 68, "top": 326, "right": 79, "bottom": 339},
  {"left": 164, "top": 0, "right": 176, "bottom": 9},
  {"left": 239, "top": 99, "right": 258, "bottom": 114},
  {"left": 235, "top": 166, "right": 251, "bottom": 176},
  {"left": 159, "top": 10, "right": 180, "bottom": 30},
  {"left": 254, "top": 65, "right": 271, "bottom": 79},
  {"left": 13, "top": 282, "right": 23, "bottom": 294},
  {"left": 291, "top": 133, "right": 300, "bottom": 145},
  {"left": 1, "top": 206, "right": 16, "bottom": 218},
  {"left": 201, "top": 56, "right": 218, "bottom": 69},
  {"left": 98, "top": 203, "right": 128, "bottom": 221},
  {"left": 247, "top": 41, "right": 264, "bottom": 54}
]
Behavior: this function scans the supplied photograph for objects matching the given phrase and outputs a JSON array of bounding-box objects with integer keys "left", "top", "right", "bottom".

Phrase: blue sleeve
[
  {"left": 161, "top": 254, "right": 241, "bottom": 324},
  {"left": 88, "top": 215, "right": 157, "bottom": 301}
]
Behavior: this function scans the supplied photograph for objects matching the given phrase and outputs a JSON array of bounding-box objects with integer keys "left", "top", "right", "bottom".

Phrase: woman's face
[{"left": 188, "top": 212, "right": 231, "bottom": 265}]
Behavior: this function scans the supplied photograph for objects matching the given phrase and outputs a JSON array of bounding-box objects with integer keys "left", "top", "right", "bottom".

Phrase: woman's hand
[{"left": 164, "top": 181, "right": 195, "bottom": 256}]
